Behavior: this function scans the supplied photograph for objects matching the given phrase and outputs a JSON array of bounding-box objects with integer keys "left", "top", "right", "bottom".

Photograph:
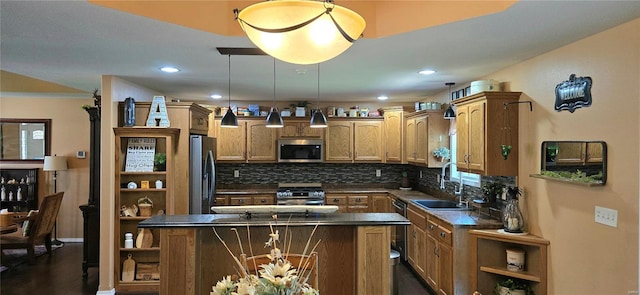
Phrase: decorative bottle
[
  {"left": 1, "top": 186, "right": 5, "bottom": 201},
  {"left": 16, "top": 187, "right": 22, "bottom": 201},
  {"left": 124, "top": 232, "right": 134, "bottom": 249},
  {"left": 502, "top": 187, "right": 524, "bottom": 233},
  {"left": 123, "top": 97, "right": 136, "bottom": 127}
]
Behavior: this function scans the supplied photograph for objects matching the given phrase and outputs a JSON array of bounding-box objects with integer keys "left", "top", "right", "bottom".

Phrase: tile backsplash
[{"left": 216, "top": 163, "right": 409, "bottom": 187}]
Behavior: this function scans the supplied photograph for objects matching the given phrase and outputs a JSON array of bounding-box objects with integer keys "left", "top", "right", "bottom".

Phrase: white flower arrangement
[
  {"left": 211, "top": 217, "right": 321, "bottom": 295},
  {"left": 432, "top": 147, "right": 450, "bottom": 160}
]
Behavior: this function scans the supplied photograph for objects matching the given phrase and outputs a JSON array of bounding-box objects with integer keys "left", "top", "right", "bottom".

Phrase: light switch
[
  {"left": 234, "top": 170, "right": 239, "bottom": 178},
  {"left": 376, "top": 169, "right": 381, "bottom": 177}
]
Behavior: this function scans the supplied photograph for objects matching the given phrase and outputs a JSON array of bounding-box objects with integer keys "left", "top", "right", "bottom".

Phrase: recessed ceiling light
[
  {"left": 377, "top": 96, "right": 388, "bottom": 100},
  {"left": 160, "top": 66, "right": 179, "bottom": 73},
  {"left": 210, "top": 94, "right": 222, "bottom": 99},
  {"left": 418, "top": 69, "right": 436, "bottom": 75}
]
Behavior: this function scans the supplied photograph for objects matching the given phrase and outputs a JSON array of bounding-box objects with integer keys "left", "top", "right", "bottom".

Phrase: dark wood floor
[{"left": 1, "top": 243, "right": 433, "bottom": 295}]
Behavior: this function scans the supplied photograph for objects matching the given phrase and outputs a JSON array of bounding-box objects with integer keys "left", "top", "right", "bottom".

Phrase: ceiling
[{"left": 2, "top": 1, "right": 640, "bottom": 103}]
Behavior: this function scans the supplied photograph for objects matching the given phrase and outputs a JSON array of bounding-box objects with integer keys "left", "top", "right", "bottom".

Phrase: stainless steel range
[{"left": 276, "top": 183, "right": 325, "bottom": 205}]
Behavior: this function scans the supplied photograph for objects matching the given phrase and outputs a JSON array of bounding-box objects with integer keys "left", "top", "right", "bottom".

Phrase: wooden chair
[
  {"left": 1, "top": 192, "right": 64, "bottom": 264},
  {"left": 242, "top": 252, "right": 319, "bottom": 289}
]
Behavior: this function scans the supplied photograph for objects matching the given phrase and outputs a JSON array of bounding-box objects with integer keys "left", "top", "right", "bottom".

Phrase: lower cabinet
[
  {"left": 402, "top": 204, "right": 477, "bottom": 295},
  {"left": 426, "top": 217, "right": 454, "bottom": 295},
  {"left": 371, "top": 194, "right": 393, "bottom": 213},
  {"left": 407, "top": 205, "right": 427, "bottom": 279},
  {"left": 325, "top": 194, "right": 370, "bottom": 212},
  {"left": 215, "top": 194, "right": 276, "bottom": 206}
]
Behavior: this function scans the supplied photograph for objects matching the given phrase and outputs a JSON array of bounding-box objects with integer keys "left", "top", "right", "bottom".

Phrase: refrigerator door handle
[{"left": 205, "top": 150, "right": 215, "bottom": 212}]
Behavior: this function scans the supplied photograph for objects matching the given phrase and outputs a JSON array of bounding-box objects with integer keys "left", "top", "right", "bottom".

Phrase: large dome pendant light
[
  {"left": 234, "top": 0, "right": 366, "bottom": 65},
  {"left": 444, "top": 82, "right": 456, "bottom": 119},
  {"left": 220, "top": 54, "right": 238, "bottom": 127},
  {"left": 310, "top": 63, "right": 327, "bottom": 128},
  {"left": 266, "top": 58, "right": 284, "bottom": 128}
]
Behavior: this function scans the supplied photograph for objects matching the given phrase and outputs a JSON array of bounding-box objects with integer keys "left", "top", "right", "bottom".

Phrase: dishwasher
[{"left": 392, "top": 198, "right": 407, "bottom": 261}]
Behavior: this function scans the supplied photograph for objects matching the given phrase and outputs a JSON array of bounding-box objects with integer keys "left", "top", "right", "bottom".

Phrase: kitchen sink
[{"left": 412, "top": 199, "right": 473, "bottom": 211}]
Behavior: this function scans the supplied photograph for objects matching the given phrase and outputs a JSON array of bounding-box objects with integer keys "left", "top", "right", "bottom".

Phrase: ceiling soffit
[{"left": 88, "top": 0, "right": 517, "bottom": 39}]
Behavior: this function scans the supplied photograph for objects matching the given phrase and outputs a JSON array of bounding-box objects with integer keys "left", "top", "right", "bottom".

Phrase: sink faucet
[{"left": 440, "top": 162, "right": 466, "bottom": 207}]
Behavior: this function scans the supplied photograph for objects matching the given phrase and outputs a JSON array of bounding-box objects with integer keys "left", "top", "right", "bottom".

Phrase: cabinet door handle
[
  {"left": 260, "top": 199, "right": 266, "bottom": 203},
  {"left": 429, "top": 224, "right": 435, "bottom": 230},
  {"left": 238, "top": 199, "right": 244, "bottom": 204},
  {"left": 440, "top": 232, "right": 446, "bottom": 238},
  {"left": 356, "top": 198, "right": 361, "bottom": 203},
  {"left": 334, "top": 198, "right": 340, "bottom": 203}
]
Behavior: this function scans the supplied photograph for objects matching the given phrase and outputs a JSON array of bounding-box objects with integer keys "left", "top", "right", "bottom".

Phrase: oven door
[{"left": 392, "top": 199, "right": 407, "bottom": 261}]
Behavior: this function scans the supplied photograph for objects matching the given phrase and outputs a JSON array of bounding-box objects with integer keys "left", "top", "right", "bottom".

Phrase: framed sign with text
[{"left": 554, "top": 74, "right": 592, "bottom": 113}]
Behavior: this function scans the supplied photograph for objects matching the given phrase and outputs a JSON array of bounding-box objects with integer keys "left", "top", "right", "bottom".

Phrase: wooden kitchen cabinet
[
  {"left": 215, "top": 118, "right": 277, "bottom": 162},
  {"left": 325, "top": 193, "right": 370, "bottom": 212},
  {"left": 426, "top": 216, "right": 454, "bottom": 295},
  {"left": 371, "top": 194, "right": 393, "bottom": 213},
  {"left": 453, "top": 92, "right": 521, "bottom": 176},
  {"left": 278, "top": 120, "right": 324, "bottom": 138},
  {"left": 405, "top": 110, "right": 450, "bottom": 167},
  {"left": 215, "top": 194, "right": 276, "bottom": 206},
  {"left": 216, "top": 120, "right": 247, "bottom": 161},
  {"left": 383, "top": 107, "right": 407, "bottom": 163},
  {"left": 407, "top": 205, "right": 427, "bottom": 280},
  {"left": 113, "top": 127, "right": 179, "bottom": 293},
  {"left": 325, "top": 121, "right": 353, "bottom": 161},
  {"left": 470, "top": 229, "right": 549, "bottom": 295},
  {"left": 246, "top": 120, "right": 277, "bottom": 161},
  {"left": 325, "top": 119, "right": 384, "bottom": 162}
]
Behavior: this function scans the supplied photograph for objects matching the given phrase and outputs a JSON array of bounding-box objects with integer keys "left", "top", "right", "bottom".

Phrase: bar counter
[{"left": 139, "top": 213, "right": 409, "bottom": 295}]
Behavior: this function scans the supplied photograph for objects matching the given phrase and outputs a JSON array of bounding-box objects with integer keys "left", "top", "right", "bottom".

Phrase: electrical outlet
[
  {"left": 419, "top": 171, "right": 423, "bottom": 178},
  {"left": 595, "top": 206, "right": 618, "bottom": 227},
  {"left": 436, "top": 174, "right": 441, "bottom": 183},
  {"left": 376, "top": 169, "right": 381, "bottom": 177},
  {"left": 234, "top": 170, "right": 239, "bottom": 178}
]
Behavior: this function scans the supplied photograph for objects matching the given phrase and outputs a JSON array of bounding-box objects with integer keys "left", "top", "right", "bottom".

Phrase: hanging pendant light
[
  {"left": 221, "top": 54, "right": 238, "bottom": 127},
  {"left": 234, "top": 0, "right": 366, "bottom": 65},
  {"left": 444, "top": 82, "right": 456, "bottom": 119},
  {"left": 310, "top": 63, "right": 327, "bottom": 128},
  {"left": 266, "top": 58, "right": 284, "bottom": 128}
]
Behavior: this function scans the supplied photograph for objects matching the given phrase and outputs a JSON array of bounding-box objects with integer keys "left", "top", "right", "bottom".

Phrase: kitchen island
[{"left": 139, "top": 212, "right": 409, "bottom": 295}]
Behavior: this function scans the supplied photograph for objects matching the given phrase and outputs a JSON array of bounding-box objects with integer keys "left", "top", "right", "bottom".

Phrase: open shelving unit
[
  {"left": 470, "top": 229, "right": 549, "bottom": 295},
  {"left": 113, "top": 127, "right": 179, "bottom": 293}
]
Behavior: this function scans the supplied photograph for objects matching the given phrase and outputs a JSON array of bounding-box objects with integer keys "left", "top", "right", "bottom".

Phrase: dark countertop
[
  {"left": 215, "top": 187, "right": 502, "bottom": 229},
  {"left": 139, "top": 213, "right": 410, "bottom": 228}
]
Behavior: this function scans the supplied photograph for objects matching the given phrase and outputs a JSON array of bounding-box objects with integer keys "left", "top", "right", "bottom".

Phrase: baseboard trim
[
  {"left": 58, "top": 238, "right": 83, "bottom": 243},
  {"left": 96, "top": 289, "right": 115, "bottom": 295}
]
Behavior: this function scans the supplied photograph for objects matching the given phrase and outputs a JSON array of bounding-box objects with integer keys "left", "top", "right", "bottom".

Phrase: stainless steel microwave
[{"left": 278, "top": 139, "right": 323, "bottom": 163}]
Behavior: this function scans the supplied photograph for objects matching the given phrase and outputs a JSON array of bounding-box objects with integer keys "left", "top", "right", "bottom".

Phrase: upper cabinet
[
  {"left": 246, "top": 120, "right": 277, "bottom": 162},
  {"left": 325, "top": 119, "right": 384, "bottom": 163},
  {"left": 453, "top": 92, "right": 522, "bottom": 176},
  {"left": 383, "top": 107, "right": 406, "bottom": 163},
  {"left": 278, "top": 120, "right": 324, "bottom": 139},
  {"left": 404, "top": 110, "right": 450, "bottom": 168},
  {"left": 215, "top": 118, "right": 277, "bottom": 162}
]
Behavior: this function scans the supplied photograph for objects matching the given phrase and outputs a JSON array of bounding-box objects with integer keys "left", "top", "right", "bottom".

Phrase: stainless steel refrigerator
[{"left": 189, "top": 135, "right": 216, "bottom": 214}]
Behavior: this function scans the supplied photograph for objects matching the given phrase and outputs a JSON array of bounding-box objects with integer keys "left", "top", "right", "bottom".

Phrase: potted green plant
[
  {"left": 154, "top": 153, "right": 166, "bottom": 171},
  {"left": 481, "top": 182, "right": 505, "bottom": 203},
  {"left": 494, "top": 278, "right": 533, "bottom": 295}
]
